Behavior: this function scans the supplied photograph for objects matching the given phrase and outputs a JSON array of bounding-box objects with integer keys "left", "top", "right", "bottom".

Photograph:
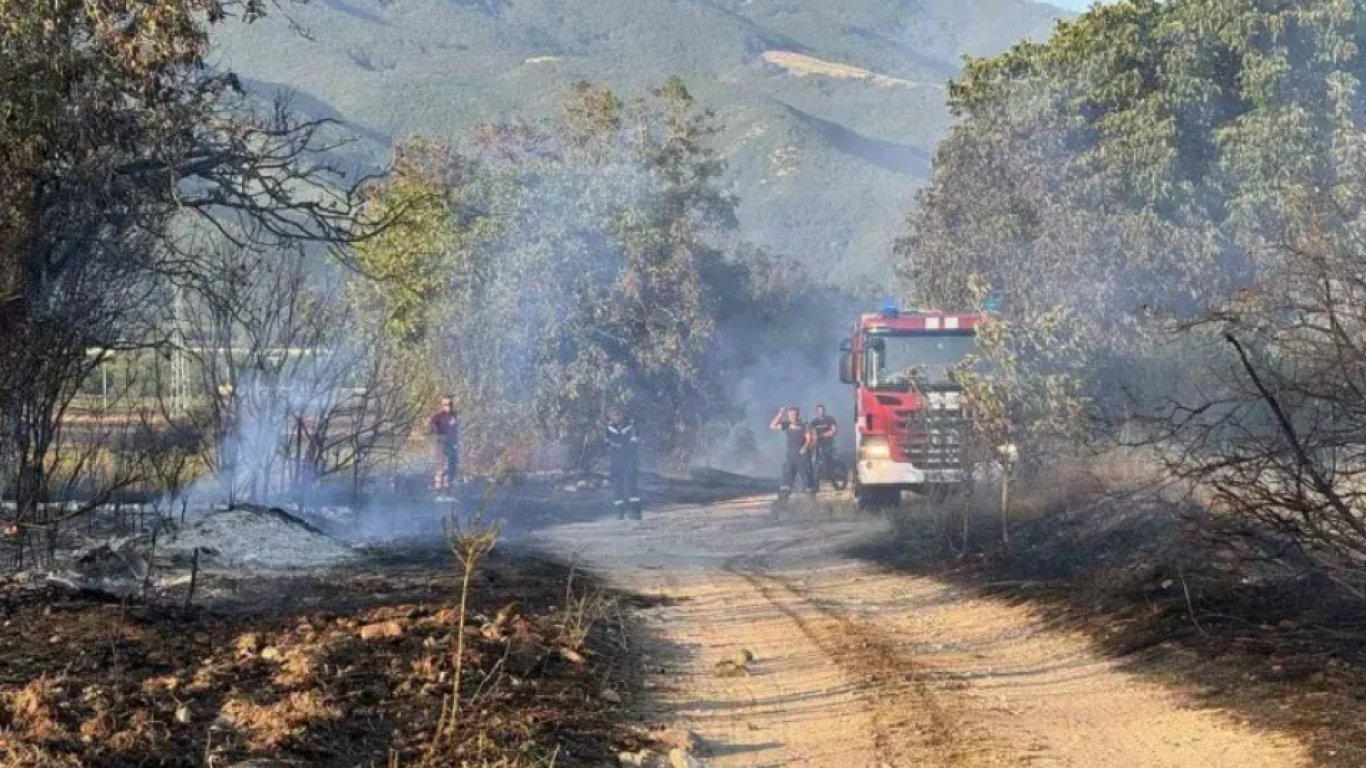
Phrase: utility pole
[{"left": 171, "top": 286, "right": 188, "bottom": 414}]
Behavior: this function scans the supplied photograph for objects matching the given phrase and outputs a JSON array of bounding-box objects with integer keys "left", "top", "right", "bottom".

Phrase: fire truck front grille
[{"left": 897, "top": 411, "right": 968, "bottom": 470}]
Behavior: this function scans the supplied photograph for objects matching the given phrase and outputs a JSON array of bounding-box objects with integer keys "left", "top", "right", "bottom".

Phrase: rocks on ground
[{"left": 616, "top": 729, "right": 709, "bottom": 768}]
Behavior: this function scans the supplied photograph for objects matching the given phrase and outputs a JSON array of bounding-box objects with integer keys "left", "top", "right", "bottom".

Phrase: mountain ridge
[{"left": 214, "top": 0, "right": 1068, "bottom": 284}]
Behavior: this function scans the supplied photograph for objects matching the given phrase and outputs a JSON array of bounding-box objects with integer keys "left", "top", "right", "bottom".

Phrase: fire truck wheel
[{"left": 855, "top": 486, "right": 899, "bottom": 511}]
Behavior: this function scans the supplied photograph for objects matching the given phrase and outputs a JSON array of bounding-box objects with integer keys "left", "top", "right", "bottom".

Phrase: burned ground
[
  {"left": 0, "top": 546, "right": 647, "bottom": 767},
  {"left": 0, "top": 471, "right": 764, "bottom": 768}
]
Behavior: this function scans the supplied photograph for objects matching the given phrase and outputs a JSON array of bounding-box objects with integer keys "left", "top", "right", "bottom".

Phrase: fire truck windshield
[{"left": 864, "top": 332, "right": 974, "bottom": 391}]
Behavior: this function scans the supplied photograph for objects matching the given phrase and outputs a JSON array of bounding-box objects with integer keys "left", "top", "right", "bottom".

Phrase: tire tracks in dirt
[
  {"left": 531, "top": 494, "right": 1312, "bottom": 768},
  {"left": 724, "top": 533, "right": 979, "bottom": 767}
]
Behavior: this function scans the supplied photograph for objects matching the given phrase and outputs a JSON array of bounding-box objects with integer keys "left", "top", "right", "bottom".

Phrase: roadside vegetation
[
  {"left": 889, "top": 1, "right": 1366, "bottom": 761},
  {"left": 354, "top": 78, "right": 796, "bottom": 467},
  {"left": 902, "top": 0, "right": 1366, "bottom": 611}
]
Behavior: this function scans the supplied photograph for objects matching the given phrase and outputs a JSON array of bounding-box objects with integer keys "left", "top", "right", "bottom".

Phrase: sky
[{"left": 1051, "top": 0, "right": 1095, "bottom": 10}]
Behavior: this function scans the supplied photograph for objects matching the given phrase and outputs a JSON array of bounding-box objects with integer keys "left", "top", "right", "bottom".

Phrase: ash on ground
[
  {"left": 6, "top": 504, "right": 365, "bottom": 600},
  {"left": 161, "top": 505, "right": 362, "bottom": 571}
]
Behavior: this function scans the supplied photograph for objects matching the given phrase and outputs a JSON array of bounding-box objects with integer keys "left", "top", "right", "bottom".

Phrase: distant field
[{"left": 760, "top": 50, "right": 942, "bottom": 90}]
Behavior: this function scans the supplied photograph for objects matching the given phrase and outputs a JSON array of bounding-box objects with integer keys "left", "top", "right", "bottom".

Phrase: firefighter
[
  {"left": 605, "top": 406, "right": 641, "bottom": 520},
  {"left": 809, "top": 404, "right": 838, "bottom": 488},
  {"left": 770, "top": 405, "right": 816, "bottom": 500},
  {"left": 430, "top": 395, "right": 460, "bottom": 491}
]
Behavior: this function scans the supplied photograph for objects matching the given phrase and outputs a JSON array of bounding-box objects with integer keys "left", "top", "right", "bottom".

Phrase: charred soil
[{"left": 0, "top": 548, "right": 646, "bottom": 767}]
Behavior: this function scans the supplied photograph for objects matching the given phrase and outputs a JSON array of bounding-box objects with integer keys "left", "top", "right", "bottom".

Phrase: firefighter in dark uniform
[
  {"left": 605, "top": 407, "right": 642, "bottom": 520},
  {"left": 809, "top": 404, "right": 838, "bottom": 489},
  {"left": 770, "top": 405, "right": 816, "bottom": 500}
]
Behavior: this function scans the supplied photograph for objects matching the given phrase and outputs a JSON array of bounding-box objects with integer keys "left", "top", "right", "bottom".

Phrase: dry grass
[
  {"left": 557, "top": 583, "right": 615, "bottom": 654},
  {"left": 2, "top": 678, "right": 62, "bottom": 742},
  {"left": 221, "top": 691, "right": 342, "bottom": 750}
]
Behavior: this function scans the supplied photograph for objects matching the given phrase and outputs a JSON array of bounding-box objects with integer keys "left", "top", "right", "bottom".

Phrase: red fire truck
[{"left": 839, "top": 304, "right": 980, "bottom": 509}]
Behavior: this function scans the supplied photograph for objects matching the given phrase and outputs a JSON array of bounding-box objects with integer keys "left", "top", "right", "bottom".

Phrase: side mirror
[
  {"left": 838, "top": 337, "right": 853, "bottom": 353},
  {"left": 839, "top": 352, "right": 855, "bottom": 385}
]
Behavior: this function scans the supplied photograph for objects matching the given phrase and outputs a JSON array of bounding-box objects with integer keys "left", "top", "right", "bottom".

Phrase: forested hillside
[{"left": 213, "top": 0, "right": 1065, "bottom": 284}]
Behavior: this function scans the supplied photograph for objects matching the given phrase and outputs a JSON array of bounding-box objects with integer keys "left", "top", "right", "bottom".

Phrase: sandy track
[{"left": 531, "top": 496, "right": 1310, "bottom": 767}]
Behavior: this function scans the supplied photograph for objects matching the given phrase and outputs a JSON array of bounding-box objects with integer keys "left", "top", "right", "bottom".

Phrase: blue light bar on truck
[{"left": 880, "top": 299, "right": 899, "bottom": 317}]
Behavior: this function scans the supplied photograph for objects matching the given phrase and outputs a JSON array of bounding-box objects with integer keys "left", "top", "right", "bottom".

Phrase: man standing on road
[
  {"left": 770, "top": 405, "right": 815, "bottom": 500},
  {"left": 430, "top": 395, "right": 460, "bottom": 492},
  {"left": 605, "top": 406, "right": 642, "bottom": 520},
  {"left": 809, "top": 404, "right": 838, "bottom": 489}
]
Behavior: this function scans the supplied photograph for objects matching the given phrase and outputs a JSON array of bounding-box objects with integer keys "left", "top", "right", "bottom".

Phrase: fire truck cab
[{"left": 839, "top": 303, "right": 979, "bottom": 509}]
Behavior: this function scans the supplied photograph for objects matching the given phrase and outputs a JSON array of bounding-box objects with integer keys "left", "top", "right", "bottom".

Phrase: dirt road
[{"left": 531, "top": 495, "right": 1311, "bottom": 767}]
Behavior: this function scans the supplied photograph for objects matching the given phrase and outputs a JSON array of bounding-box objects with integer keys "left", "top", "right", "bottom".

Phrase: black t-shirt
[
  {"left": 779, "top": 420, "right": 809, "bottom": 458},
  {"left": 809, "top": 415, "right": 836, "bottom": 445}
]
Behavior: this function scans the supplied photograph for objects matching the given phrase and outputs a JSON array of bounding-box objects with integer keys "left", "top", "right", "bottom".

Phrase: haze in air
[{"left": 1, "top": 1, "right": 1363, "bottom": 767}]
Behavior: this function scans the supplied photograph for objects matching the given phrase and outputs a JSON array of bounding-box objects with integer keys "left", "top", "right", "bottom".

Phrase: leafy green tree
[
  {"left": 354, "top": 141, "right": 462, "bottom": 347},
  {"left": 902, "top": 0, "right": 1366, "bottom": 585},
  {"left": 902, "top": 0, "right": 1366, "bottom": 327},
  {"left": 483, "top": 78, "right": 744, "bottom": 463},
  {"left": 361, "top": 78, "right": 768, "bottom": 470},
  {"left": 899, "top": 0, "right": 1366, "bottom": 433}
]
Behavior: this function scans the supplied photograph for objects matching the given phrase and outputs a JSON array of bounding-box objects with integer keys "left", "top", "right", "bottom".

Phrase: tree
[
  {"left": 529, "top": 79, "right": 736, "bottom": 457},
  {"left": 0, "top": 1, "right": 378, "bottom": 533},
  {"left": 1151, "top": 178, "right": 1366, "bottom": 599},
  {"left": 180, "top": 243, "right": 418, "bottom": 506},
  {"left": 358, "top": 78, "right": 769, "bottom": 471},
  {"left": 900, "top": 0, "right": 1366, "bottom": 586},
  {"left": 899, "top": 0, "right": 1366, "bottom": 368},
  {"left": 950, "top": 278, "right": 1088, "bottom": 545},
  {"left": 353, "top": 139, "right": 479, "bottom": 349}
]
